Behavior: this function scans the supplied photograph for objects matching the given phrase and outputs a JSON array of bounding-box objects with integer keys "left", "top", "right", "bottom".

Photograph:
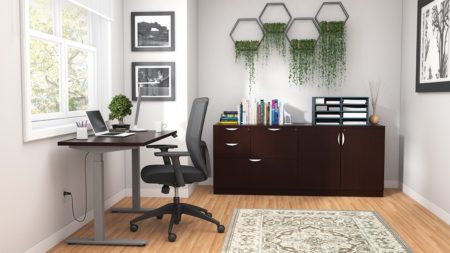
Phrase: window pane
[
  {"left": 67, "top": 48, "right": 92, "bottom": 111},
  {"left": 30, "top": 38, "right": 60, "bottom": 114},
  {"left": 29, "top": 0, "right": 54, "bottom": 34},
  {"left": 62, "top": 3, "right": 90, "bottom": 44}
]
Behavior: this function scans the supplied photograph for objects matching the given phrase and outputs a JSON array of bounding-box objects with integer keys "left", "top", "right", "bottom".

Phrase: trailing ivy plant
[
  {"left": 317, "top": 21, "right": 346, "bottom": 87},
  {"left": 235, "top": 40, "right": 260, "bottom": 89},
  {"left": 262, "top": 23, "right": 288, "bottom": 59},
  {"left": 289, "top": 39, "right": 317, "bottom": 86}
]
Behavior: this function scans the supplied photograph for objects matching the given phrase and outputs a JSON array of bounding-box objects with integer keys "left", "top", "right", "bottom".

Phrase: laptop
[{"left": 86, "top": 110, "right": 135, "bottom": 138}]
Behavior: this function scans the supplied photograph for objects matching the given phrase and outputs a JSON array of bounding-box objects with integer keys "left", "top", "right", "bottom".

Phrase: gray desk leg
[
  {"left": 111, "top": 148, "right": 153, "bottom": 213},
  {"left": 66, "top": 153, "right": 146, "bottom": 246}
]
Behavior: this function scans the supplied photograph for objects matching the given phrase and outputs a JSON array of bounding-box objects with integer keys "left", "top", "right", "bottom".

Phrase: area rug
[{"left": 221, "top": 209, "right": 412, "bottom": 253}]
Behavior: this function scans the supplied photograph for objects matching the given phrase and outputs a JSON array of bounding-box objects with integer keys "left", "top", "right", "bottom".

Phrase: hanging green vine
[
  {"left": 235, "top": 40, "right": 260, "bottom": 88},
  {"left": 289, "top": 39, "right": 316, "bottom": 86},
  {"left": 317, "top": 21, "right": 346, "bottom": 87},
  {"left": 262, "top": 23, "right": 288, "bottom": 59}
]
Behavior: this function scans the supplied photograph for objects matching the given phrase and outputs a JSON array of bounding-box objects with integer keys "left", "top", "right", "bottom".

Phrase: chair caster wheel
[
  {"left": 217, "top": 224, "right": 225, "bottom": 233},
  {"left": 157, "top": 215, "right": 163, "bottom": 220},
  {"left": 130, "top": 223, "right": 139, "bottom": 232},
  {"left": 205, "top": 212, "right": 212, "bottom": 217},
  {"left": 168, "top": 233, "right": 177, "bottom": 242}
]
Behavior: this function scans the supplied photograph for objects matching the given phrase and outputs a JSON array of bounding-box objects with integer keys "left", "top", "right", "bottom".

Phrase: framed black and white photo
[
  {"left": 131, "top": 12, "right": 175, "bottom": 51},
  {"left": 132, "top": 62, "right": 175, "bottom": 101},
  {"left": 417, "top": 0, "right": 450, "bottom": 92}
]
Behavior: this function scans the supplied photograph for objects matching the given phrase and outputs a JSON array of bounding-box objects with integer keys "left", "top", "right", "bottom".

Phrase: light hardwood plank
[{"left": 48, "top": 187, "right": 450, "bottom": 253}]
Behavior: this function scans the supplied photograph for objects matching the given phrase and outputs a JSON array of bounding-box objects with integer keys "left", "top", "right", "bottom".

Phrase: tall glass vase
[{"left": 369, "top": 80, "right": 380, "bottom": 125}]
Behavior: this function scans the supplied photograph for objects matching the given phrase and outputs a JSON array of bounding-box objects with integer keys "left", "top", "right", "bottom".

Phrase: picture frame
[
  {"left": 131, "top": 12, "right": 175, "bottom": 51},
  {"left": 132, "top": 62, "right": 176, "bottom": 101},
  {"left": 416, "top": 0, "right": 450, "bottom": 92}
]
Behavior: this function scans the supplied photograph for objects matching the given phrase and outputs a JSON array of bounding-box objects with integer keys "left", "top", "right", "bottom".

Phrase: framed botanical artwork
[
  {"left": 131, "top": 12, "right": 175, "bottom": 51},
  {"left": 132, "top": 62, "right": 176, "bottom": 101},
  {"left": 417, "top": 0, "right": 450, "bottom": 92}
]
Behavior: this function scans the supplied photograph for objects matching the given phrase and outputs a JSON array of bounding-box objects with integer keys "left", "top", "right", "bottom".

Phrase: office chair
[{"left": 129, "top": 97, "right": 225, "bottom": 242}]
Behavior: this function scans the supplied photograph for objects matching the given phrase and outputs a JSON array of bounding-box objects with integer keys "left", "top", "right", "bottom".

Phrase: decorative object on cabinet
[
  {"left": 313, "top": 97, "right": 368, "bottom": 126},
  {"left": 258, "top": 3, "right": 292, "bottom": 58},
  {"left": 131, "top": 62, "right": 175, "bottom": 101},
  {"left": 213, "top": 124, "right": 385, "bottom": 197},
  {"left": 230, "top": 18, "right": 265, "bottom": 89},
  {"left": 131, "top": 12, "right": 175, "bottom": 52},
  {"left": 315, "top": 2, "right": 349, "bottom": 87},
  {"left": 416, "top": 0, "right": 450, "bottom": 92},
  {"left": 286, "top": 18, "right": 321, "bottom": 85},
  {"left": 369, "top": 80, "right": 381, "bottom": 125}
]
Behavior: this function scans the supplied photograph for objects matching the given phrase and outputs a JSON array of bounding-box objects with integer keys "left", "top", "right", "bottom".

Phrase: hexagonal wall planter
[
  {"left": 259, "top": 3, "right": 292, "bottom": 58},
  {"left": 315, "top": 2, "right": 349, "bottom": 87},
  {"left": 230, "top": 18, "right": 265, "bottom": 88},
  {"left": 286, "top": 18, "right": 321, "bottom": 85}
]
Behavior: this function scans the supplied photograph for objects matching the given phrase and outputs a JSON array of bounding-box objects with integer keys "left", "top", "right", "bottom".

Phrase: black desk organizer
[{"left": 313, "top": 97, "right": 369, "bottom": 126}]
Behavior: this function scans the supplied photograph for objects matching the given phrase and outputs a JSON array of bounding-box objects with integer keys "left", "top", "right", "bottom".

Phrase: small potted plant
[{"left": 108, "top": 94, "right": 133, "bottom": 130}]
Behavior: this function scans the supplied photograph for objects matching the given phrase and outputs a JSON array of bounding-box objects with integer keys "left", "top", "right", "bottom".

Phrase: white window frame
[{"left": 20, "top": 0, "right": 110, "bottom": 142}]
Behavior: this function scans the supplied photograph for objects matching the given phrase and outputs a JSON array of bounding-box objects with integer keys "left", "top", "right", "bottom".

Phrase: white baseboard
[
  {"left": 403, "top": 184, "right": 450, "bottom": 225},
  {"left": 25, "top": 189, "right": 127, "bottom": 253},
  {"left": 125, "top": 183, "right": 197, "bottom": 198},
  {"left": 384, "top": 180, "right": 400, "bottom": 188},
  {"left": 199, "top": 177, "right": 213, "bottom": 186}
]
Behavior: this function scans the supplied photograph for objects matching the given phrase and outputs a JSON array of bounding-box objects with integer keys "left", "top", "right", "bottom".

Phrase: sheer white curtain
[{"left": 68, "top": 0, "right": 112, "bottom": 21}]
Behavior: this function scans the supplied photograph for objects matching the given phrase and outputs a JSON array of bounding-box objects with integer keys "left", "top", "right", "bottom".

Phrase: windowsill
[{"left": 23, "top": 123, "right": 78, "bottom": 142}]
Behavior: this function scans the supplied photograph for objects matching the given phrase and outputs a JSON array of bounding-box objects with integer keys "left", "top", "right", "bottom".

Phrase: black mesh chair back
[{"left": 185, "top": 97, "right": 209, "bottom": 179}]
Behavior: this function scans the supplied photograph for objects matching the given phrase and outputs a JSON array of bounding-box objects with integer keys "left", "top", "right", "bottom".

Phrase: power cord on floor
[{"left": 64, "top": 152, "right": 89, "bottom": 222}]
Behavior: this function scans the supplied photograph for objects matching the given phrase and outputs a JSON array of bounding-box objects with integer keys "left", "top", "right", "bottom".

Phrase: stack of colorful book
[
  {"left": 238, "top": 98, "right": 284, "bottom": 125},
  {"left": 218, "top": 111, "right": 239, "bottom": 125}
]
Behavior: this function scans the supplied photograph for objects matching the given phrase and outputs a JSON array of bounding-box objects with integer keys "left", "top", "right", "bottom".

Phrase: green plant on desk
[{"left": 108, "top": 94, "right": 133, "bottom": 125}]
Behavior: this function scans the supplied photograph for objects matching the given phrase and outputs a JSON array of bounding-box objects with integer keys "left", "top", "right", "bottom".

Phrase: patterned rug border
[{"left": 221, "top": 208, "right": 413, "bottom": 253}]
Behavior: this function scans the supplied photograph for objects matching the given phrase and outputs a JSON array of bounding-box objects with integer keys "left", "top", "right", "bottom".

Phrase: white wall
[
  {"left": 0, "top": 1, "right": 126, "bottom": 252},
  {"left": 401, "top": 0, "right": 450, "bottom": 225},
  {"left": 123, "top": 0, "right": 198, "bottom": 194},
  {"left": 198, "top": 0, "right": 403, "bottom": 185}
]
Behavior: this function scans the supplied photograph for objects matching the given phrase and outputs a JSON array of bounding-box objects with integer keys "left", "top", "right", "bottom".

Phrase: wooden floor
[{"left": 49, "top": 186, "right": 450, "bottom": 253}]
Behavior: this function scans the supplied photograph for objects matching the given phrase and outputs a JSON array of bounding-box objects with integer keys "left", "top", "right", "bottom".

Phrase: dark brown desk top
[{"left": 58, "top": 130, "right": 177, "bottom": 147}]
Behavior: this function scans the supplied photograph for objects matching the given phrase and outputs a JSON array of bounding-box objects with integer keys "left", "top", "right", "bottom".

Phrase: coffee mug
[{"left": 154, "top": 121, "right": 167, "bottom": 133}]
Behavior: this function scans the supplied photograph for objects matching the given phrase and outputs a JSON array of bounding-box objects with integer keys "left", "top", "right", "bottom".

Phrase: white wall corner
[
  {"left": 402, "top": 184, "right": 450, "bottom": 225},
  {"left": 384, "top": 180, "right": 400, "bottom": 188},
  {"left": 25, "top": 189, "right": 127, "bottom": 253}
]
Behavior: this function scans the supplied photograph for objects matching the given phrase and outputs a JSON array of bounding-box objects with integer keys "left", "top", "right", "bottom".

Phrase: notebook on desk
[{"left": 86, "top": 110, "right": 135, "bottom": 137}]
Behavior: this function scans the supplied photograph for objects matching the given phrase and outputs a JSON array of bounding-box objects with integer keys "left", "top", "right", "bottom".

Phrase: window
[{"left": 21, "top": 0, "right": 111, "bottom": 141}]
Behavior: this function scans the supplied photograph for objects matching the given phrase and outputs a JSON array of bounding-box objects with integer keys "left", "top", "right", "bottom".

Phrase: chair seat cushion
[{"left": 141, "top": 164, "right": 206, "bottom": 186}]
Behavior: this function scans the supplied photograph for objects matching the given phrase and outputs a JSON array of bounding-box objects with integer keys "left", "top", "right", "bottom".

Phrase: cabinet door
[
  {"left": 251, "top": 127, "right": 297, "bottom": 159},
  {"left": 300, "top": 126, "right": 341, "bottom": 190},
  {"left": 340, "top": 126, "right": 385, "bottom": 192}
]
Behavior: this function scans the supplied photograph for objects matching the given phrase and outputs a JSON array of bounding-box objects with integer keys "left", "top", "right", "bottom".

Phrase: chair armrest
[
  {"left": 154, "top": 151, "right": 190, "bottom": 187},
  {"left": 154, "top": 151, "right": 189, "bottom": 157},
  {"left": 146, "top": 144, "right": 178, "bottom": 150}
]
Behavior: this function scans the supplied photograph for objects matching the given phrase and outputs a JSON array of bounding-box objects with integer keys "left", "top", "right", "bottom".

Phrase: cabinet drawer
[
  {"left": 251, "top": 127, "right": 297, "bottom": 158},
  {"left": 214, "top": 126, "right": 250, "bottom": 157},
  {"left": 214, "top": 158, "right": 250, "bottom": 189},
  {"left": 248, "top": 158, "right": 297, "bottom": 189},
  {"left": 214, "top": 158, "right": 297, "bottom": 190}
]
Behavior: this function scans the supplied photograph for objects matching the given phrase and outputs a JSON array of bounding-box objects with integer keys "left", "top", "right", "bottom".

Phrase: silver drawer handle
[
  {"left": 268, "top": 128, "right": 281, "bottom": 132},
  {"left": 225, "top": 128, "right": 238, "bottom": 131},
  {"left": 225, "top": 143, "right": 239, "bottom": 147},
  {"left": 249, "top": 159, "right": 262, "bottom": 163}
]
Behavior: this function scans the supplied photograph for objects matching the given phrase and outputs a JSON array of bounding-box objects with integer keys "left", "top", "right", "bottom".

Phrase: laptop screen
[{"left": 86, "top": 110, "right": 108, "bottom": 133}]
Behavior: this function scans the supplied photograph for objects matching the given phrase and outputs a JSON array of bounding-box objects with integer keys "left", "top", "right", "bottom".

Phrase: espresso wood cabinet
[{"left": 213, "top": 124, "right": 385, "bottom": 197}]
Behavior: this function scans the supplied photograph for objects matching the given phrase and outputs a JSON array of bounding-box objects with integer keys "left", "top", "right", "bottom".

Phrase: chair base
[{"left": 129, "top": 196, "right": 225, "bottom": 242}]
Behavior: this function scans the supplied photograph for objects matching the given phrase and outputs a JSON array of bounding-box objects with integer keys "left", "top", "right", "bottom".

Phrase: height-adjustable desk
[{"left": 58, "top": 130, "right": 177, "bottom": 246}]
